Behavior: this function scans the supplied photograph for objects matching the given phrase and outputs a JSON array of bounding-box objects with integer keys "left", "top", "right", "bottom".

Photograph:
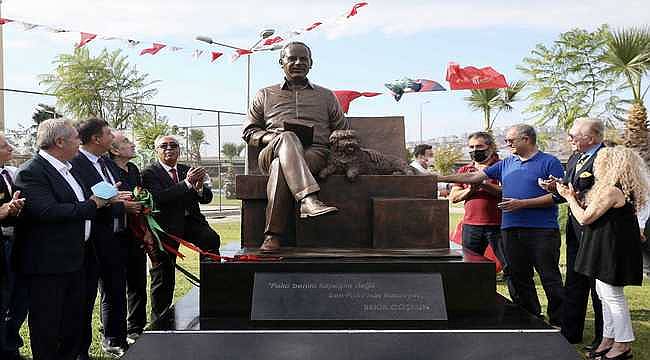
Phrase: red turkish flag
[
  {"left": 305, "top": 22, "right": 322, "bottom": 31},
  {"left": 333, "top": 90, "right": 382, "bottom": 114},
  {"left": 76, "top": 32, "right": 97, "bottom": 48},
  {"left": 139, "top": 43, "right": 166, "bottom": 56},
  {"left": 0, "top": 18, "right": 13, "bottom": 25},
  {"left": 346, "top": 2, "right": 368, "bottom": 18},
  {"left": 445, "top": 62, "right": 508, "bottom": 90}
]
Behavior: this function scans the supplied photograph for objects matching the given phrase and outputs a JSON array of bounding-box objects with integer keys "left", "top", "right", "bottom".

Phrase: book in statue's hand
[{"left": 283, "top": 121, "right": 313, "bottom": 147}]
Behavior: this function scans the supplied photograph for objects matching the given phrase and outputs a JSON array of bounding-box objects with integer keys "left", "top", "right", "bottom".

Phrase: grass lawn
[
  {"left": 208, "top": 194, "right": 241, "bottom": 207},
  {"left": 14, "top": 217, "right": 650, "bottom": 359}
]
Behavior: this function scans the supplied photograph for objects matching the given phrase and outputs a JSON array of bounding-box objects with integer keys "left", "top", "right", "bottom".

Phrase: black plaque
[{"left": 251, "top": 273, "right": 447, "bottom": 321}]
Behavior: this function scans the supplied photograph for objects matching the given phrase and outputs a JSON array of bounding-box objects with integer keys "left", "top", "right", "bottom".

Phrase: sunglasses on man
[{"left": 158, "top": 142, "right": 179, "bottom": 150}]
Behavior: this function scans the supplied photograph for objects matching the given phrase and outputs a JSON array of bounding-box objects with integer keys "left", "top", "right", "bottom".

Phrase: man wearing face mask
[
  {"left": 409, "top": 144, "right": 433, "bottom": 175},
  {"left": 449, "top": 132, "right": 504, "bottom": 262}
]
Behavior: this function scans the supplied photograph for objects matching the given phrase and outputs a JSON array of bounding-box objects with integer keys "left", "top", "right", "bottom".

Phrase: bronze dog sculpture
[{"left": 319, "top": 130, "right": 415, "bottom": 181}]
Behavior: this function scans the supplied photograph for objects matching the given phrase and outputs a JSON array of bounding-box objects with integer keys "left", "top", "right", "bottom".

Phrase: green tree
[
  {"left": 20, "top": 104, "right": 64, "bottom": 151},
  {"left": 188, "top": 128, "right": 207, "bottom": 163},
  {"left": 465, "top": 81, "right": 526, "bottom": 131},
  {"left": 431, "top": 145, "right": 462, "bottom": 175},
  {"left": 601, "top": 27, "right": 650, "bottom": 165},
  {"left": 40, "top": 47, "right": 158, "bottom": 128},
  {"left": 519, "top": 26, "right": 624, "bottom": 130},
  {"left": 221, "top": 142, "right": 246, "bottom": 161}
]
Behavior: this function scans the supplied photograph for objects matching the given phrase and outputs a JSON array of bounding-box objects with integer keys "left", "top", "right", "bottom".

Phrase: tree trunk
[{"left": 624, "top": 101, "right": 650, "bottom": 166}]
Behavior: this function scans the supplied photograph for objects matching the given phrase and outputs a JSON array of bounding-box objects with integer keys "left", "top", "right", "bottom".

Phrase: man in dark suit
[
  {"left": 142, "top": 135, "right": 220, "bottom": 323},
  {"left": 71, "top": 118, "right": 141, "bottom": 359},
  {"left": 542, "top": 117, "right": 605, "bottom": 349},
  {"left": 0, "top": 134, "right": 26, "bottom": 360},
  {"left": 14, "top": 118, "right": 108, "bottom": 360}
]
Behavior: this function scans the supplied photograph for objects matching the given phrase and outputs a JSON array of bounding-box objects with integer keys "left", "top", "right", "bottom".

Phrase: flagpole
[
  {"left": 419, "top": 100, "right": 431, "bottom": 144},
  {"left": 0, "top": 0, "right": 5, "bottom": 132}
]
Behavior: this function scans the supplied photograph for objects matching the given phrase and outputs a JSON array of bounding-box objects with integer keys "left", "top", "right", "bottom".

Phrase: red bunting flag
[
  {"left": 139, "top": 43, "right": 166, "bottom": 56},
  {"left": 76, "top": 32, "right": 97, "bottom": 48},
  {"left": 211, "top": 51, "right": 223, "bottom": 62},
  {"left": 263, "top": 36, "right": 284, "bottom": 46},
  {"left": 231, "top": 48, "right": 253, "bottom": 62},
  {"left": 346, "top": 2, "right": 368, "bottom": 18},
  {"left": 445, "top": 62, "right": 508, "bottom": 90},
  {"left": 0, "top": 18, "right": 13, "bottom": 25},
  {"left": 305, "top": 22, "right": 323, "bottom": 31},
  {"left": 333, "top": 90, "right": 382, "bottom": 114}
]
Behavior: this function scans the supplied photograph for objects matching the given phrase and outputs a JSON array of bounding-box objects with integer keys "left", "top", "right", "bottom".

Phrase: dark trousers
[
  {"left": 561, "top": 217, "right": 603, "bottom": 343},
  {"left": 150, "top": 217, "right": 220, "bottom": 323},
  {"left": 463, "top": 224, "right": 516, "bottom": 299},
  {"left": 501, "top": 227, "right": 565, "bottom": 325},
  {"left": 28, "top": 270, "right": 85, "bottom": 360},
  {"left": 1, "top": 238, "right": 29, "bottom": 354},
  {"left": 80, "top": 235, "right": 128, "bottom": 355},
  {"left": 125, "top": 232, "right": 147, "bottom": 335}
]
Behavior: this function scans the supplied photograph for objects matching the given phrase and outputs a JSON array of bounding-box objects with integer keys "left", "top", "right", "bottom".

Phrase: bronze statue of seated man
[{"left": 242, "top": 41, "right": 348, "bottom": 251}]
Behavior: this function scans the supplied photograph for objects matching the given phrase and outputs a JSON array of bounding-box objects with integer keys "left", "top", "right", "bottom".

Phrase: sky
[{"left": 2, "top": 0, "right": 650, "bottom": 149}]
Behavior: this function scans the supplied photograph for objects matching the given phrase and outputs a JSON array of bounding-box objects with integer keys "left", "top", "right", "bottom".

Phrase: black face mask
[{"left": 469, "top": 149, "right": 489, "bottom": 163}]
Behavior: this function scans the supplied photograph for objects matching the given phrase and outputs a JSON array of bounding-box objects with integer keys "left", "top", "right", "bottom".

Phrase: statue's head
[
  {"left": 279, "top": 42, "right": 313, "bottom": 82},
  {"left": 329, "top": 130, "right": 360, "bottom": 155}
]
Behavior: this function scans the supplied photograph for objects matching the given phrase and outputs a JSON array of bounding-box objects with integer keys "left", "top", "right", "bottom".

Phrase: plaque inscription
[{"left": 251, "top": 273, "right": 447, "bottom": 320}]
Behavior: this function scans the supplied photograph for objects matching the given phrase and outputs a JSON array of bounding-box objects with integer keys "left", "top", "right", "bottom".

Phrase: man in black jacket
[
  {"left": 14, "top": 118, "right": 108, "bottom": 360},
  {"left": 542, "top": 117, "right": 605, "bottom": 349},
  {"left": 71, "top": 118, "right": 141, "bottom": 359},
  {"left": 0, "top": 134, "right": 25, "bottom": 360},
  {"left": 142, "top": 135, "right": 220, "bottom": 323}
]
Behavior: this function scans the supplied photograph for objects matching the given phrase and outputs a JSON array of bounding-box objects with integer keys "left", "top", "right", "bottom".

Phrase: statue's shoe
[
  {"left": 299, "top": 197, "right": 338, "bottom": 218},
  {"left": 260, "top": 234, "right": 282, "bottom": 251}
]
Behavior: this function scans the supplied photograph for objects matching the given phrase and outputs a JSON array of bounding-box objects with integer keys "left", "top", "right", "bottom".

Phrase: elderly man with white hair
[
  {"left": 14, "top": 118, "right": 109, "bottom": 359},
  {"left": 142, "top": 134, "right": 220, "bottom": 324}
]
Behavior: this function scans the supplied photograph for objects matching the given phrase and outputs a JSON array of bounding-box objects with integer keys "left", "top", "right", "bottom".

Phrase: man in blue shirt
[{"left": 439, "top": 124, "right": 565, "bottom": 326}]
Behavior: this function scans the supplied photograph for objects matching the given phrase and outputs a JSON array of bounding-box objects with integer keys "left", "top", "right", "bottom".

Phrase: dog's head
[{"left": 329, "top": 130, "right": 361, "bottom": 155}]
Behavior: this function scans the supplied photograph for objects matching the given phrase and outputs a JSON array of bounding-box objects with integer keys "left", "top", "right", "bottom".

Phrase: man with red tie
[{"left": 142, "top": 135, "right": 220, "bottom": 324}]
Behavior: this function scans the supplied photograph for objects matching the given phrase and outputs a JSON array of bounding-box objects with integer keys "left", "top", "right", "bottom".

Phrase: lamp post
[
  {"left": 419, "top": 100, "right": 431, "bottom": 144},
  {"left": 196, "top": 29, "right": 275, "bottom": 111}
]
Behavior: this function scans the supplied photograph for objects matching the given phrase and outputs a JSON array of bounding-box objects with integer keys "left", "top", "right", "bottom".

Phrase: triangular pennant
[
  {"left": 127, "top": 39, "right": 141, "bottom": 48},
  {"left": 192, "top": 49, "right": 204, "bottom": 60},
  {"left": 169, "top": 46, "right": 183, "bottom": 52},
  {"left": 21, "top": 22, "right": 39, "bottom": 31},
  {"left": 45, "top": 26, "right": 69, "bottom": 33},
  {"left": 76, "top": 32, "right": 97, "bottom": 48},
  {"left": 140, "top": 43, "right": 166, "bottom": 56},
  {"left": 0, "top": 18, "right": 13, "bottom": 25},
  {"left": 231, "top": 48, "right": 253, "bottom": 62},
  {"left": 211, "top": 51, "right": 223, "bottom": 62},
  {"left": 346, "top": 2, "right": 368, "bottom": 18},
  {"left": 305, "top": 22, "right": 322, "bottom": 31},
  {"left": 333, "top": 90, "right": 382, "bottom": 113},
  {"left": 263, "top": 36, "right": 284, "bottom": 46}
]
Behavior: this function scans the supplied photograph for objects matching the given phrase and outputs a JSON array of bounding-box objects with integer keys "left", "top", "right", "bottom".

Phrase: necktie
[
  {"left": 575, "top": 153, "right": 589, "bottom": 172},
  {"left": 169, "top": 168, "right": 179, "bottom": 183},
  {"left": 1, "top": 168, "right": 13, "bottom": 195},
  {"left": 97, "top": 158, "right": 114, "bottom": 185}
]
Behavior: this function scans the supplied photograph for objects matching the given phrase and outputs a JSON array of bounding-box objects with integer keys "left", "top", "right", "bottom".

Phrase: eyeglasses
[
  {"left": 158, "top": 142, "right": 179, "bottom": 150},
  {"left": 504, "top": 137, "right": 522, "bottom": 144}
]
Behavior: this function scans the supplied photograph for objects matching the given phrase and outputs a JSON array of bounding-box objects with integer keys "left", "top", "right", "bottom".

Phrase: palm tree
[
  {"left": 465, "top": 81, "right": 526, "bottom": 131},
  {"left": 601, "top": 27, "right": 650, "bottom": 165}
]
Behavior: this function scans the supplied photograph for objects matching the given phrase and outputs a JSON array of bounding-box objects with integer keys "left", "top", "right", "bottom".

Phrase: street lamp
[
  {"left": 419, "top": 100, "right": 431, "bottom": 144},
  {"left": 196, "top": 29, "right": 275, "bottom": 110}
]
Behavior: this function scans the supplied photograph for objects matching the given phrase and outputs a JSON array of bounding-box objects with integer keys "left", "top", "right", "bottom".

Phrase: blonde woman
[{"left": 557, "top": 146, "right": 648, "bottom": 360}]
